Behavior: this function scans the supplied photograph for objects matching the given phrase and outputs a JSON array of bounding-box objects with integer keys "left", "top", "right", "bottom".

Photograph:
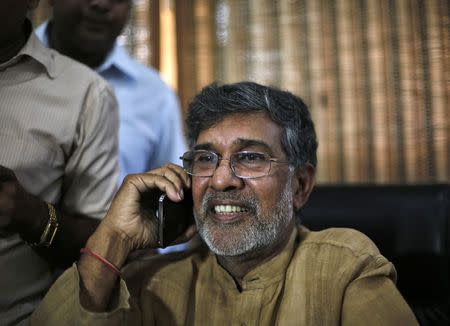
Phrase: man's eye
[
  {"left": 237, "top": 152, "right": 266, "bottom": 163},
  {"left": 195, "top": 153, "right": 215, "bottom": 162}
]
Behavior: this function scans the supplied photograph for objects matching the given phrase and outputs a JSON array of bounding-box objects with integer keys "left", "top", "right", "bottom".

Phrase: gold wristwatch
[{"left": 33, "top": 203, "right": 59, "bottom": 247}]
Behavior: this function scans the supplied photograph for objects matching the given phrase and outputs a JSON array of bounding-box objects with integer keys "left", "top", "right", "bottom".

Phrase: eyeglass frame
[{"left": 179, "top": 150, "right": 291, "bottom": 179}]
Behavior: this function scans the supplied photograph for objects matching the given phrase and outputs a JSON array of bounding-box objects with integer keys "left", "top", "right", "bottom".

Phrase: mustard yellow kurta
[{"left": 31, "top": 227, "right": 419, "bottom": 326}]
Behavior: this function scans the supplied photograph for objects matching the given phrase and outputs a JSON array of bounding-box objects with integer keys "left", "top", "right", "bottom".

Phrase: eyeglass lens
[{"left": 183, "top": 151, "right": 272, "bottom": 178}]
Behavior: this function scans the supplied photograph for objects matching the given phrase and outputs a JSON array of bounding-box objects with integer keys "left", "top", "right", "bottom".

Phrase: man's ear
[{"left": 292, "top": 164, "right": 315, "bottom": 211}]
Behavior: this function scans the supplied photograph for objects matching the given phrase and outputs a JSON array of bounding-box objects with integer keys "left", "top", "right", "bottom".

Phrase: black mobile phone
[{"left": 155, "top": 190, "right": 194, "bottom": 248}]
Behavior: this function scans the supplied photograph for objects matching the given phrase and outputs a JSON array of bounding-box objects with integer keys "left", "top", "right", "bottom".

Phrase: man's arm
[
  {"left": 29, "top": 164, "right": 194, "bottom": 326},
  {"left": 0, "top": 79, "right": 120, "bottom": 269},
  {"left": 0, "top": 165, "right": 99, "bottom": 266},
  {"left": 0, "top": 79, "right": 119, "bottom": 266},
  {"left": 76, "top": 164, "right": 193, "bottom": 311}
]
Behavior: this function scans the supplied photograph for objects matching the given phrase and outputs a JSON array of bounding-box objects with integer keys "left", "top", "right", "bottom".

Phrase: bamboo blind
[
  {"left": 176, "top": 0, "right": 449, "bottom": 185},
  {"left": 33, "top": 0, "right": 449, "bottom": 184}
]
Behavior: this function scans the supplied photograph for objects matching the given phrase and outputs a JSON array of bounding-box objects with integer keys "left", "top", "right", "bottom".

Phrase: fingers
[
  {"left": 122, "top": 164, "right": 190, "bottom": 202},
  {"left": 151, "top": 164, "right": 190, "bottom": 199}
]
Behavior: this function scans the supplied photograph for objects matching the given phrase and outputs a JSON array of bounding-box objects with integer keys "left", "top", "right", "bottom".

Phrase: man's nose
[{"left": 209, "top": 159, "right": 243, "bottom": 191}]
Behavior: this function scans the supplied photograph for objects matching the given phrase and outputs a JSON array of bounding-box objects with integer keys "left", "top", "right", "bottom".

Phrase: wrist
[
  {"left": 77, "top": 223, "right": 131, "bottom": 312},
  {"left": 80, "top": 247, "right": 121, "bottom": 276},
  {"left": 85, "top": 222, "right": 133, "bottom": 269}
]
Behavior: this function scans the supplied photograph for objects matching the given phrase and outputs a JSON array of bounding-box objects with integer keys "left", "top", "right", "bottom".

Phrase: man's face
[
  {"left": 51, "top": 0, "right": 130, "bottom": 55},
  {"left": 192, "top": 112, "right": 297, "bottom": 257}
]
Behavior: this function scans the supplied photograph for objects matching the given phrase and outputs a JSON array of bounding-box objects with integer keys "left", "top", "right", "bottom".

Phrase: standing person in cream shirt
[{"left": 0, "top": 0, "right": 119, "bottom": 324}]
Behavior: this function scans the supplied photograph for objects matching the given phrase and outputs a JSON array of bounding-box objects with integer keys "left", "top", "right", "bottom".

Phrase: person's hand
[
  {"left": 0, "top": 165, "right": 44, "bottom": 233},
  {"left": 76, "top": 164, "right": 195, "bottom": 311},
  {"left": 98, "top": 163, "right": 194, "bottom": 254}
]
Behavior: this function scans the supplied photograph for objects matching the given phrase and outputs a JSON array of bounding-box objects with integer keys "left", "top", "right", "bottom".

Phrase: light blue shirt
[
  {"left": 36, "top": 22, "right": 187, "bottom": 184},
  {"left": 36, "top": 22, "right": 188, "bottom": 253}
]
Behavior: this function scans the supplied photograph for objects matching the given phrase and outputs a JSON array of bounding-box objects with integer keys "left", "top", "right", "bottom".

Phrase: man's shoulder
[
  {"left": 298, "top": 227, "right": 381, "bottom": 258},
  {"left": 291, "top": 227, "right": 393, "bottom": 286},
  {"left": 49, "top": 51, "right": 117, "bottom": 110}
]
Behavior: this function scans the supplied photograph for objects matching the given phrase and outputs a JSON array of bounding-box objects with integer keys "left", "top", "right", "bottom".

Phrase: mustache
[{"left": 201, "top": 191, "right": 259, "bottom": 214}]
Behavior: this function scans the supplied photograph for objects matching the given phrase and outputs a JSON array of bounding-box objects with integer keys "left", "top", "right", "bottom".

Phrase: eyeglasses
[{"left": 180, "top": 150, "right": 290, "bottom": 179}]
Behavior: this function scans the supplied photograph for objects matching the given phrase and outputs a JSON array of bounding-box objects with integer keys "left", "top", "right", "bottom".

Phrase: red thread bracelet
[{"left": 80, "top": 247, "right": 121, "bottom": 277}]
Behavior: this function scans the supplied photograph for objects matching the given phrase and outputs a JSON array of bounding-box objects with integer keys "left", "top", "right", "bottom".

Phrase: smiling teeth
[{"left": 214, "top": 205, "right": 247, "bottom": 213}]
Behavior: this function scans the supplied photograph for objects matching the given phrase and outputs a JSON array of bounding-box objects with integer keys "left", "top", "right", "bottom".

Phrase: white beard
[{"left": 195, "top": 174, "right": 294, "bottom": 257}]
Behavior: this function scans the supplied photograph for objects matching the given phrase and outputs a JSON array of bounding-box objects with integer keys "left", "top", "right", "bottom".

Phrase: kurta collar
[{"left": 211, "top": 227, "right": 298, "bottom": 292}]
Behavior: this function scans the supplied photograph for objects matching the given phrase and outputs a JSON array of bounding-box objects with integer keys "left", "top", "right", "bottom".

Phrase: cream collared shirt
[{"left": 0, "top": 27, "right": 119, "bottom": 325}]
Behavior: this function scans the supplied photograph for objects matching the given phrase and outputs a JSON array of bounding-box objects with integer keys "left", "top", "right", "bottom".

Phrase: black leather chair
[{"left": 301, "top": 184, "right": 450, "bottom": 326}]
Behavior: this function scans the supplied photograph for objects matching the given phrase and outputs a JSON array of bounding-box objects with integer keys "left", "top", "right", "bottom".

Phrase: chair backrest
[{"left": 301, "top": 184, "right": 450, "bottom": 326}]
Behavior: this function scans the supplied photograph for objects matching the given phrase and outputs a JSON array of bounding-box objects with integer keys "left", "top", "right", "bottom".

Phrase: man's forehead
[
  {"left": 193, "top": 138, "right": 272, "bottom": 151},
  {"left": 194, "top": 113, "right": 283, "bottom": 154}
]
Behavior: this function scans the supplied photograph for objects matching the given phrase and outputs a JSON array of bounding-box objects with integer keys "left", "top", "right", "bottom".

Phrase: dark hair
[{"left": 186, "top": 81, "right": 318, "bottom": 168}]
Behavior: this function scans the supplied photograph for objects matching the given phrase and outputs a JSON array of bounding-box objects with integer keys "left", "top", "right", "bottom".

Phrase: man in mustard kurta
[{"left": 31, "top": 82, "right": 418, "bottom": 325}]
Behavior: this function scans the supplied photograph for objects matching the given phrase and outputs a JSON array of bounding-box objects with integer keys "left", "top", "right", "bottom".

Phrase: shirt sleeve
[
  {"left": 29, "top": 264, "right": 142, "bottom": 326},
  {"left": 341, "top": 255, "right": 419, "bottom": 326},
  {"left": 61, "top": 79, "right": 120, "bottom": 219}
]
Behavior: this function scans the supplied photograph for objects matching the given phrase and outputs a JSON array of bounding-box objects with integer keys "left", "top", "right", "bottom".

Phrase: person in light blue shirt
[
  {"left": 36, "top": 0, "right": 187, "bottom": 253},
  {"left": 36, "top": 0, "right": 187, "bottom": 184}
]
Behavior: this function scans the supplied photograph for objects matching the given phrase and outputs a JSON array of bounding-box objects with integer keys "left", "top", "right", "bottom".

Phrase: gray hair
[{"left": 186, "top": 82, "right": 318, "bottom": 168}]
